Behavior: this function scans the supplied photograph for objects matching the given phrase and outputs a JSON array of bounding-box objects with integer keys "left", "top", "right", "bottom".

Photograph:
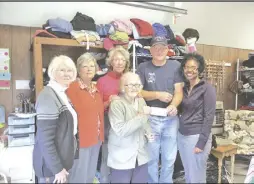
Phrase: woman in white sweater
[{"left": 108, "top": 72, "right": 152, "bottom": 183}]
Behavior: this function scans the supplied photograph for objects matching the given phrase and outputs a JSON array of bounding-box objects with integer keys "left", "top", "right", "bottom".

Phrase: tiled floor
[{"left": 225, "top": 155, "right": 250, "bottom": 183}]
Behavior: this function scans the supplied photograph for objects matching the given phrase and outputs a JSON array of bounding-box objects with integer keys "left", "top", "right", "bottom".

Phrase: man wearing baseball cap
[{"left": 137, "top": 36, "right": 184, "bottom": 183}]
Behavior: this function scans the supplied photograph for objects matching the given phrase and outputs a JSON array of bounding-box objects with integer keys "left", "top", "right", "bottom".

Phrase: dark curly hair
[{"left": 181, "top": 53, "right": 205, "bottom": 78}]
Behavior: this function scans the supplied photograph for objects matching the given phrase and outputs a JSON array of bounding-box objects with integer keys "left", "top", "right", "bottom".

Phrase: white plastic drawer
[
  {"left": 11, "top": 178, "right": 34, "bottom": 183},
  {"left": 8, "top": 133, "right": 35, "bottom": 147},
  {"left": 8, "top": 116, "right": 35, "bottom": 126},
  {"left": 8, "top": 124, "right": 35, "bottom": 134},
  {"left": 9, "top": 166, "right": 34, "bottom": 181}
]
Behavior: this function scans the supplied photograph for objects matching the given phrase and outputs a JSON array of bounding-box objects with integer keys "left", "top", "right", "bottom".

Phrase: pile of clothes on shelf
[{"left": 32, "top": 11, "right": 190, "bottom": 58}]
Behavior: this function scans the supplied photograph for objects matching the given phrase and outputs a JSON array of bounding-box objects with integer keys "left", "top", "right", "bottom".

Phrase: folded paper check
[{"left": 150, "top": 107, "right": 168, "bottom": 117}]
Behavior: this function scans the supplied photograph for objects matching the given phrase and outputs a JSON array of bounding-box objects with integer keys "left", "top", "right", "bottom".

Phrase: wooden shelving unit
[{"left": 33, "top": 37, "right": 104, "bottom": 98}]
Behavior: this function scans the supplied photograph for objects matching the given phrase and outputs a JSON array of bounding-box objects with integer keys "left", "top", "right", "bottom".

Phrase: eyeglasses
[
  {"left": 57, "top": 69, "right": 73, "bottom": 73},
  {"left": 125, "top": 84, "right": 143, "bottom": 89},
  {"left": 183, "top": 66, "right": 198, "bottom": 71}
]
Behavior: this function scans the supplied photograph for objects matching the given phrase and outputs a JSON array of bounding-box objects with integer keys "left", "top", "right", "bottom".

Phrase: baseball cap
[{"left": 150, "top": 36, "right": 168, "bottom": 46}]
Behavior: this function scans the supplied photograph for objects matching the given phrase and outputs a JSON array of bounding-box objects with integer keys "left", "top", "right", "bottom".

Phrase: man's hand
[
  {"left": 167, "top": 104, "right": 177, "bottom": 116},
  {"left": 194, "top": 147, "right": 203, "bottom": 154},
  {"left": 156, "top": 92, "right": 173, "bottom": 103},
  {"left": 53, "top": 168, "right": 69, "bottom": 183}
]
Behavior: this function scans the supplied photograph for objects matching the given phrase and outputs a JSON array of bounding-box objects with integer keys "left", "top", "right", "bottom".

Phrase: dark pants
[{"left": 110, "top": 163, "right": 148, "bottom": 183}]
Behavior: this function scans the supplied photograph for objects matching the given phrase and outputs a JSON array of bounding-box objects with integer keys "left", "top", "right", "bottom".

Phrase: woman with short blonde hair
[
  {"left": 66, "top": 53, "right": 104, "bottom": 183},
  {"left": 76, "top": 52, "right": 99, "bottom": 74},
  {"left": 106, "top": 46, "right": 130, "bottom": 73},
  {"left": 97, "top": 46, "right": 131, "bottom": 182},
  {"left": 33, "top": 55, "right": 78, "bottom": 183}
]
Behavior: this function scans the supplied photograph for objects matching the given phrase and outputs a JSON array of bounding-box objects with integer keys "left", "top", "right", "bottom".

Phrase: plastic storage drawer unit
[
  {"left": 8, "top": 124, "right": 35, "bottom": 134},
  {"left": 8, "top": 133, "right": 35, "bottom": 147},
  {"left": 8, "top": 116, "right": 35, "bottom": 126}
]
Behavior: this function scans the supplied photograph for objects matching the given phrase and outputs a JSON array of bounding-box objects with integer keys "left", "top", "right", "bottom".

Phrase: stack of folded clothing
[
  {"left": 43, "top": 18, "right": 73, "bottom": 39},
  {"left": 130, "top": 18, "right": 154, "bottom": 39},
  {"left": 70, "top": 30, "right": 101, "bottom": 47},
  {"left": 111, "top": 19, "right": 133, "bottom": 35},
  {"left": 103, "top": 19, "right": 132, "bottom": 51},
  {"left": 70, "top": 12, "right": 102, "bottom": 47}
]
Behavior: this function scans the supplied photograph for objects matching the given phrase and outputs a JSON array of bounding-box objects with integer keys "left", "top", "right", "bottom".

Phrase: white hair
[
  {"left": 120, "top": 72, "right": 142, "bottom": 91},
  {"left": 47, "top": 55, "right": 77, "bottom": 81},
  {"left": 76, "top": 53, "right": 99, "bottom": 75}
]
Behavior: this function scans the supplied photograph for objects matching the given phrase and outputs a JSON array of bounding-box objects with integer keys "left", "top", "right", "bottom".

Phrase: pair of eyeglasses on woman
[
  {"left": 183, "top": 66, "right": 198, "bottom": 71},
  {"left": 125, "top": 84, "right": 143, "bottom": 88}
]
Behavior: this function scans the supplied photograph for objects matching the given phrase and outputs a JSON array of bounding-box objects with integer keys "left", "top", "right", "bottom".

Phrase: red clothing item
[
  {"left": 66, "top": 81, "right": 104, "bottom": 148},
  {"left": 130, "top": 18, "right": 154, "bottom": 37},
  {"left": 96, "top": 71, "right": 122, "bottom": 111}
]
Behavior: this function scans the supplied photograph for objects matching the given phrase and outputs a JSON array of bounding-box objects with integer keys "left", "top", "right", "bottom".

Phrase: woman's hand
[
  {"left": 145, "top": 133, "right": 155, "bottom": 142},
  {"left": 53, "top": 168, "right": 69, "bottom": 183},
  {"left": 143, "top": 106, "right": 151, "bottom": 115},
  {"left": 194, "top": 147, "right": 203, "bottom": 154}
]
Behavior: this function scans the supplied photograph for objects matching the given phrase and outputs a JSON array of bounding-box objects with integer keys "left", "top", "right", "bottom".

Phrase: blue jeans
[
  {"left": 148, "top": 115, "right": 179, "bottom": 183},
  {"left": 178, "top": 132, "right": 212, "bottom": 183}
]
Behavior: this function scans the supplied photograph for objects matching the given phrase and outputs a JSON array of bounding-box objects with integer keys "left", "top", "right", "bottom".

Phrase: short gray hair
[
  {"left": 76, "top": 53, "right": 99, "bottom": 74},
  {"left": 48, "top": 55, "right": 77, "bottom": 82}
]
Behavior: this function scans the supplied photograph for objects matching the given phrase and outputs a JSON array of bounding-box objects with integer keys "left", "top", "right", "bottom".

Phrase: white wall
[
  {"left": 0, "top": 2, "right": 253, "bottom": 50},
  {"left": 171, "top": 2, "right": 254, "bottom": 50}
]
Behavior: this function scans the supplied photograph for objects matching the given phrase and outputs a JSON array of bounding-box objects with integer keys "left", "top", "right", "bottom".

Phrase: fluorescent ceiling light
[{"left": 109, "top": 2, "right": 187, "bottom": 15}]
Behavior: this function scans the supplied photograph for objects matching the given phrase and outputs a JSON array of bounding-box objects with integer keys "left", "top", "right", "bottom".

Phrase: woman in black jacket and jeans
[{"left": 178, "top": 53, "right": 216, "bottom": 183}]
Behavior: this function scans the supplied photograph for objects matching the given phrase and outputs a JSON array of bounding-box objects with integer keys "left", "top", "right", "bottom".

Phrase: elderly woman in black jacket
[{"left": 33, "top": 55, "right": 78, "bottom": 183}]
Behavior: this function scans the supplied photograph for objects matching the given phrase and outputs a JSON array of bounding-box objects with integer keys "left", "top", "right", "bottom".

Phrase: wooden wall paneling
[
  {"left": 227, "top": 48, "right": 240, "bottom": 109},
  {"left": 33, "top": 40, "right": 43, "bottom": 98},
  {"left": 211, "top": 45, "right": 220, "bottom": 60},
  {"left": 218, "top": 47, "right": 231, "bottom": 108},
  {"left": 196, "top": 44, "right": 204, "bottom": 55},
  {"left": 30, "top": 27, "right": 40, "bottom": 76},
  {"left": 0, "top": 25, "right": 12, "bottom": 120},
  {"left": 203, "top": 45, "right": 214, "bottom": 60},
  {"left": 11, "top": 26, "right": 32, "bottom": 109},
  {"left": 238, "top": 49, "right": 251, "bottom": 61}
]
